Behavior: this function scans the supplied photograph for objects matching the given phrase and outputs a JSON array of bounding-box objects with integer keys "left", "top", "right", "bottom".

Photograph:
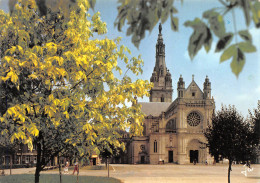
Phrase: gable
[{"left": 184, "top": 80, "right": 203, "bottom": 99}]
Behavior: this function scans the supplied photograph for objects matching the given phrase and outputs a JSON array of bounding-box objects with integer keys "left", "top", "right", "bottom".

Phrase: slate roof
[{"left": 139, "top": 102, "right": 172, "bottom": 116}]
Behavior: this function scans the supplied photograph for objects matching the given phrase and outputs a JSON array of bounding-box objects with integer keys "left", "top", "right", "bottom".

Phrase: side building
[{"left": 126, "top": 24, "right": 215, "bottom": 164}]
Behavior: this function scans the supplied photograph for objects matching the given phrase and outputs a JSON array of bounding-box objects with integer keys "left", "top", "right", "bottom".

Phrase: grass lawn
[{"left": 0, "top": 174, "right": 121, "bottom": 183}]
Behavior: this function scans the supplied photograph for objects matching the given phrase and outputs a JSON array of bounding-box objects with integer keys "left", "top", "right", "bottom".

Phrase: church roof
[{"left": 139, "top": 102, "right": 171, "bottom": 116}]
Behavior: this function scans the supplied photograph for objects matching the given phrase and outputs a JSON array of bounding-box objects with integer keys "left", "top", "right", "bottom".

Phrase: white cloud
[
  {"left": 255, "top": 86, "right": 260, "bottom": 94},
  {"left": 236, "top": 93, "right": 252, "bottom": 101},
  {"left": 249, "top": 27, "right": 260, "bottom": 57}
]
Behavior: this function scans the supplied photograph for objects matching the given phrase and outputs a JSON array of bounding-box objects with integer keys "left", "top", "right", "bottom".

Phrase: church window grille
[
  {"left": 166, "top": 119, "right": 176, "bottom": 133},
  {"left": 154, "top": 140, "right": 157, "bottom": 153},
  {"left": 187, "top": 112, "right": 201, "bottom": 126}
]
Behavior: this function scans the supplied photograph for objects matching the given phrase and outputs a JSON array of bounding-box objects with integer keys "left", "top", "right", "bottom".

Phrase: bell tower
[
  {"left": 203, "top": 76, "right": 211, "bottom": 99},
  {"left": 150, "top": 23, "right": 173, "bottom": 102},
  {"left": 177, "top": 75, "right": 185, "bottom": 98}
]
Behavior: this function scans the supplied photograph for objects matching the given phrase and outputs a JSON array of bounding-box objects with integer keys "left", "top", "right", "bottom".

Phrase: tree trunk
[
  {"left": 35, "top": 164, "right": 41, "bottom": 183},
  {"left": 107, "top": 158, "right": 109, "bottom": 178},
  {"left": 58, "top": 156, "right": 62, "bottom": 183},
  {"left": 10, "top": 155, "right": 12, "bottom": 175},
  {"left": 228, "top": 160, "right": 232, "bottom": 183},
  {"left": 35, "top": 134, "right": 42, "bottom": 183},
  {"left": 76, "top": 165, "right": 78, "bottom": 183}
]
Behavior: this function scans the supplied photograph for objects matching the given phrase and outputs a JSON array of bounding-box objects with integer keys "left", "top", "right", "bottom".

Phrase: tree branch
[
  {"left": 218, "top": 0, "right": 228, "bottom": 7},
  {"left": 70, "top": 66, "right": 97, "bottom": 91}
]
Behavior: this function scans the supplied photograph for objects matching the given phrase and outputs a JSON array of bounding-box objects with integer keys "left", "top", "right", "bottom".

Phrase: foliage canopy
[
  {"left": 0, "top": 0, "right": 152, "bottom": 182},
  {"left": 204, "top": 105, "right": 259, "bottom": 183}
]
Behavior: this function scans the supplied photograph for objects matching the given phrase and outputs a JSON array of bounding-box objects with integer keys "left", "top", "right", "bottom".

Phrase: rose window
[{"left": 187, "top": 112, "right": 201, "bottom": 126}]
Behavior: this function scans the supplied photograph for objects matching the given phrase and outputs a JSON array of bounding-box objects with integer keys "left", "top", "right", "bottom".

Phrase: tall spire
[
  {"left": 149, "top": 23, "right": 173, "bottom": 102},
  {"left": 154, "top": 23, "right": 166, "bottom": 75}
]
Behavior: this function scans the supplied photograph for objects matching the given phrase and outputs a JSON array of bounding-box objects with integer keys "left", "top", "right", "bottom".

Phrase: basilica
[{"left": 123, "top": 24, "right": 215, "bottom": 165}]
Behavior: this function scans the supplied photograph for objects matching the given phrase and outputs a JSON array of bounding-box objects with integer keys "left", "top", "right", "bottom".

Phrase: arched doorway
[
  {"left": 168, "top": 150, "right": 173, "bottom": 163},
  {"left": 190, "top": 150, "right": 198, "bottom": 163},
  {"left": 187, "top": 139, "right": 200, "bottom": 163}
]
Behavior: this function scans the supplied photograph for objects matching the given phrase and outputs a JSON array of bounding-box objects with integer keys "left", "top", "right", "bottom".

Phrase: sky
[{"left": 0, "top": 0, "right": 259, "bottom": 117}]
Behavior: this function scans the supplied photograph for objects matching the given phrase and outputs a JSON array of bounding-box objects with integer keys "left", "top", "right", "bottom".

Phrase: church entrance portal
[
  {"left": 168, "top": 151, "right": 173, "bottom": 163},
  {"left": 190, "top": 150, "right": 198, "bottom": 163},
  {"left": 141, "top": 156, "right": 145, "bottom": 164}
]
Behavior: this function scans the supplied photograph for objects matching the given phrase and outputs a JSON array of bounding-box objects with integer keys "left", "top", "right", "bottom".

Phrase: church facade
[{"left": 126, "top": 24, "right": 215, "bottom": 165}]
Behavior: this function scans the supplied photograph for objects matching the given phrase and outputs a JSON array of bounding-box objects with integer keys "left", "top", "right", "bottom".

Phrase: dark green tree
[
  {"left": 204, "top": 105, "right": 259, "bottom": 183},
  {"left": 248, "top": 102, "right": 260, "bottom": 163}
]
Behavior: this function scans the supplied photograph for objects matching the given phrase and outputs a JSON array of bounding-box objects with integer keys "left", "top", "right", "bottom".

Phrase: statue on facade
[{"left": 159, "top": 23, "right": 162, "bottom": 34}]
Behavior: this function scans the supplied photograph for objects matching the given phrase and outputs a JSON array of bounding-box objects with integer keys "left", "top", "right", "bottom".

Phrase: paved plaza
[{"left": 3, "top": 164, "right": 260, "bottom": 183}]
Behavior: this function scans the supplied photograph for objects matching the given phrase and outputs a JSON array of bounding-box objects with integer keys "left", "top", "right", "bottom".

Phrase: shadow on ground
[{"left": 0, "top": 174, "right": 121, "bottom": 183}]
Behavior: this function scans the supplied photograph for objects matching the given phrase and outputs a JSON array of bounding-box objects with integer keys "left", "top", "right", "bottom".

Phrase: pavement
[{"left": 2, "top": 164, "right": 260, "bottom": 183}]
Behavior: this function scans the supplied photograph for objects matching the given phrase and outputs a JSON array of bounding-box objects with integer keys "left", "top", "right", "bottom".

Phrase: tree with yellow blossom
[{"left": 0, "top": 1, "right": 152, "bottom": 182}]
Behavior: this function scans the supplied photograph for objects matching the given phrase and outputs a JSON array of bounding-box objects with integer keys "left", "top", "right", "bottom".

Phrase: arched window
[
  {"left": 154, "top": 140, "right": 157, "bottom": 153},
  {"left": 161, "top": 95, "right": 165, "bottom": 102},
  {"left": 166, "top": 119, "right": 176, "bottom": 133}
]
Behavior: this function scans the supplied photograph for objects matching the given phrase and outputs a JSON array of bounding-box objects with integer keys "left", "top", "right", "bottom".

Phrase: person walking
[
  {"left": 193, "top": 159, "right": 197, "bottom": 165},
  {"left": 64, "top": 161, "right": 69, "bottom": 174},
  {"left": 72, "top": 161, "right": 79, "bottom": 175}
]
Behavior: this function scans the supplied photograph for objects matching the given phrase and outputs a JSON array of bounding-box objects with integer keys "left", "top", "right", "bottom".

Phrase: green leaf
[
  {"left": 170, "top": 6, "right": 178, "bottom": 14},
  {"left": 170, "top": 14, "right": 178, "bottom": 31},
  {"left": 215, "top": 33, "right": 233, "bottom": 52},
  {"left": 184, "top": 18, "right": 201, "bottom": 28},
  {"left": 251, "top": 1, "right": 260, "bottom": 28},
  {"left": 203, "top": 10, "right": 226, "bottom": 38},
  {"left": 238, "top": 30, "right": 252, "bottom": 42},
  {"left": 132, "top": 34, "right": 141, "bottom": 49},
  {"left": 220, "top": 44, "right": 236, "bottom": 63},
  {"left": 240, "top": 0, "right": 251, "bottom": 26},
  {"left": 161, "top": 7, "right": 169, "bottom": 23},
  {"left": 204, "top": 27, "right": 212, "bottom": 52},
  {"left": 203, "top": 8, "right": 217, "bottom": 19},
  {"left": 231, "top": 48, "right": 245, "bottom": 77},
  {"left": 238, "top": 42, "right": 256, "bottom": 53},
  {"left": 185, "top": 18, "right": 208, "bottom": 59},
  {"left": 126, "top": 26, "right": 133, "bottom": 36},
  {"left": 89, "top": 0, "right": 96, "bottom": 10}
]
